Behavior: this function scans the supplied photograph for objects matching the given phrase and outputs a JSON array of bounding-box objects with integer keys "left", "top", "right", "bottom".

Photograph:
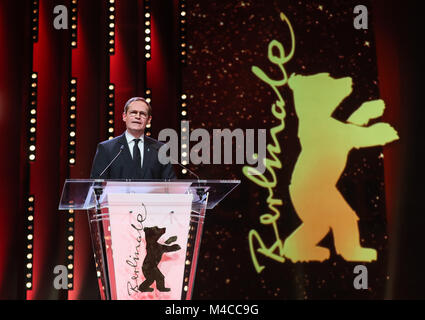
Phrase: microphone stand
[
  {"left": 98, "top": 145, "right": 125, "bottom": 178},
  {"left": 153, "top": 143, "right": 207, "bottom": 200}
]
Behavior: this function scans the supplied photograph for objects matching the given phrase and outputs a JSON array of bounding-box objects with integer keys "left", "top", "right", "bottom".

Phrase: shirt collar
[{"left": 125, "top": 130, "right": 144, "bottom": 144}]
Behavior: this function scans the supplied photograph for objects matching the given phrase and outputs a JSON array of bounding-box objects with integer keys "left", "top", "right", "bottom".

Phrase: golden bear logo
[
  {"left": 283, "top": 73, "right": 399, "bottom": 262},
  {"left": 243, "top": 12, "right": 400, "bottom": 272}
]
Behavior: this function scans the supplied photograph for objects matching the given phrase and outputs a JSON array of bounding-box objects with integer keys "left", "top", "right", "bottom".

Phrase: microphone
[
  {"left": 98, "top": 145, "right": 125, "bottom": 178},
  {"left": 173, "top": 159, "right": 200, "bottom": 182}
]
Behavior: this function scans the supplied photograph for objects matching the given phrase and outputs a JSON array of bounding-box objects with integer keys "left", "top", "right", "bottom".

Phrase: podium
[{"left": 58, "top": 179, "right": 239, "bottom": 300}]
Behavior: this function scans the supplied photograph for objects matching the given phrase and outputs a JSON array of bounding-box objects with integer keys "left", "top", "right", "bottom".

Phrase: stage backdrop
[{"left": 0, "top": 0, "right": 423, "bottom": 299}]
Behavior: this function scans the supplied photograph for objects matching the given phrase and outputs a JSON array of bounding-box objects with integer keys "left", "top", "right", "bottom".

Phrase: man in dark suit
[{"left": 90, "top": 97, "right": 176, "bottom": 180}]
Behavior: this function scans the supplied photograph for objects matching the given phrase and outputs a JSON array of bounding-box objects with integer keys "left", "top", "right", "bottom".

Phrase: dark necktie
[{"left": 133, "top": 138, "right": 142, "bottom": 178}]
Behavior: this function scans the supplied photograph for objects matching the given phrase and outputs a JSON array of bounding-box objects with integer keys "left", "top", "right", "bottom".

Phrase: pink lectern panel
[{"left": 106, "top": 193, "right": 193, "bottom": 300}]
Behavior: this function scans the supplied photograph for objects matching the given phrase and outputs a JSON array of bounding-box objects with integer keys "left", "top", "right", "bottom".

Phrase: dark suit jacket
[{"left": 90, "top": 133, "right": 176, "bottom": 180}]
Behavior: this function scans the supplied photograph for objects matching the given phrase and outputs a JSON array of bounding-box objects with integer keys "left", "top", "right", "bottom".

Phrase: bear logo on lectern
[
  {"left": 138, "top": 226, "right": 181, "bottom": 292},
  {"left": 283, "top": 72, "right": 399, "bottom": 263}
]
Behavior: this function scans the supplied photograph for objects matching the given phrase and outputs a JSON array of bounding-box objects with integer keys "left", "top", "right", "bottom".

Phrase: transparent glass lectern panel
[
  {"left": 58, "top": 179, "right": 240, "bottom": 300},
  {"left": 59, "top": 179, "right": 240, "bottom": 210}
]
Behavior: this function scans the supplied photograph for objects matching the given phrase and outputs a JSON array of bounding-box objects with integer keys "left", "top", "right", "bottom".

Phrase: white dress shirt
[{"left": 125, "top": 130, "right": 144, "bottom": 168}]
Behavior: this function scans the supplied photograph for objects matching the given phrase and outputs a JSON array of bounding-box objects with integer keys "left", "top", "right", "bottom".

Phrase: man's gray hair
[{"left": 123, "top": 97, "right": 152, "bottom": 116}]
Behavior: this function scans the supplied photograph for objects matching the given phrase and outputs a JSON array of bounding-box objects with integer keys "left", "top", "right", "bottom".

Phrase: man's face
[{"left": 122, "top": 100, "right": 152, "bottom": 134}]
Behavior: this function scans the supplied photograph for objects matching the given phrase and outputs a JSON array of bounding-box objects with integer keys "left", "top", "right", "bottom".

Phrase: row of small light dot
[
  {"left": 179, "top": 1, "right": 188, "bottom": 175},
  {"left": 66, "top": 80, "right": 77, "bottom": 290},
  {"left": 108, "top": 0, "right": 115, "bottom": 54},
  {"left": 68, "top": 0, "right": 79, "bottom": 284},
  {"left": 28, "top": 73, "right": 38, "bottom": 162},
  {"left": 25, "top": 196, "right": 35, "bottom": 290},
  {"left": 107, "top": 84, "right": 115, "bottom": 140},
  {"left": 179, "top": 0, "right": 187, "bottom": 64},
  {"left": 67, "top": 3, "right": 79, "bottom": 283},
  {"left": 143, "top": 2, "right": 152, "bottom": 135},
  {"left": 144, "top": 0, "right": 151, "bottom": 60},
  {"left": 66, "top": 209, "right": 74, "bottom": 289},
  {"left": 144, "top": 89, "right": 152, "bottom": 136},
  {"left": 68, "top": 78, "right": 77, "bottom": 165},
  {"left": 31, "top": 0, "right": 38, "bottom": 42},
  {"left": 182, "top": 224, "right": 195, "bottom": 294},
  {"left": 70, "top": 0, "right": 77, "bottom": 48},
  {"left": 26, "top": 1, "right": 38, "bottom": 294},
  {"left": 180, "top": 94, "right": 188, "bottom": 175}
]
